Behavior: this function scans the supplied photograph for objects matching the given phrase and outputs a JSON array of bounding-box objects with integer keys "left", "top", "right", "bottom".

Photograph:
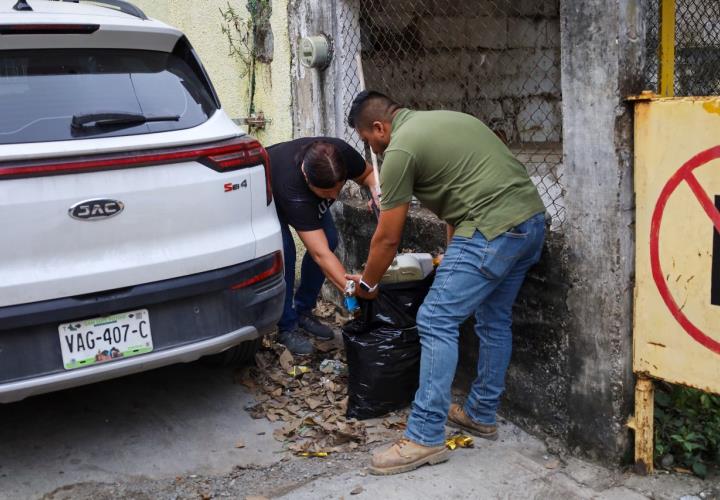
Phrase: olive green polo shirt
[{"left": 379, "top": 109, "right": 545, "bottom": 240}]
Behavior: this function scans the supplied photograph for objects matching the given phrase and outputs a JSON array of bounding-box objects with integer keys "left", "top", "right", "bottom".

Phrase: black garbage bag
[{"left": 342, "top": 273, "right": 434, "bottom": 420}]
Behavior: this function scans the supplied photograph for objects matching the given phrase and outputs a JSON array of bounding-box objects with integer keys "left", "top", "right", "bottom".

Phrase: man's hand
[
  {"left": 363, "top": 188, "right": 381, "bottom": 219},
  {"left": 345, "top": 274, "right": 379, "bottom": 300},
  {"left": 367, "top": 198, "right": 380, "bottom": 216},
  {"left": 355, "top": 162, "right": 381, "bottom": 219},
  {"left": 370, "top": 188, "right": 381, "bottom": 213}
]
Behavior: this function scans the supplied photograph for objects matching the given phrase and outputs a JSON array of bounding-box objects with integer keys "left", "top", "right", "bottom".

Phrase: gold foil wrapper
[
  {"left": 287, "top": 365, "right": 311, "bottom": 377},
  {"left": 445, "top": 434, "right": 474, "bottom": 450}
]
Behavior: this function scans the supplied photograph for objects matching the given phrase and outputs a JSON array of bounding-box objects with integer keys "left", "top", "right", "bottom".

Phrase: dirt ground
[{"left": 39, "top": 454, "right": 365, "bottom": 500}]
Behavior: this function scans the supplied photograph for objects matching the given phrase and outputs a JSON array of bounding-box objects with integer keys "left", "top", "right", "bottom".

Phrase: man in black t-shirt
[{"left": 268, "top": 137, "right": 379, "bottom": 354}]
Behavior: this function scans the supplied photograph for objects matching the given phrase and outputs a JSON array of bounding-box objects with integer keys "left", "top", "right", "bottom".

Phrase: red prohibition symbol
[{"left": 650, "top": 145, "right": 720, "bottom": 355}]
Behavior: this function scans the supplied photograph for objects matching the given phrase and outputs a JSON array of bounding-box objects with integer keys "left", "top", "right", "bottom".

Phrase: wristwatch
[{"left": 359, "top": 278, "right": 378, "bottom": 293}]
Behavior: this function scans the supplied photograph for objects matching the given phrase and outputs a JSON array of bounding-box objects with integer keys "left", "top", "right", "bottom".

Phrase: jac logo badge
[{"left": 68, "top": 199, "right": 125, "bottom": 221}]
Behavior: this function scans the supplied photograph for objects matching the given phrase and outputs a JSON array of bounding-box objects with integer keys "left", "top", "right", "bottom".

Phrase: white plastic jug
[{"left": 380, "top": 253, "right": 435, "bottom": 284}]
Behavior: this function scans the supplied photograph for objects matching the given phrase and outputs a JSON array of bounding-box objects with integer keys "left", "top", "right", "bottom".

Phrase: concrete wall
[
  {"left": 288, "top": 0, "right": 362, "bottom": 143},
  {"left": 135, "top": 0, "right": 293, "bottom": 146},
  {"left": 560, "top": 0, "right": 644, "bottom": 461},
  {"left": 287, "top": 0, "right": 337, "bottom": 138}
]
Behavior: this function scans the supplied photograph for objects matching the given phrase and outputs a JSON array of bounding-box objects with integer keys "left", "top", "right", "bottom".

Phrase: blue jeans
[
  {"left": 278, "top": 212, "right": 338, "bottom": 332},
  {"left": 405, "top": 213, "right": 546, "bottom": 447}
]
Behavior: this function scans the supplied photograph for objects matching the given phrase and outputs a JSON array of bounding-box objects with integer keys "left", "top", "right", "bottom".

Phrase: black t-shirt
[{"left": 267, "top": 137, "right": 366, "bottom": 231}]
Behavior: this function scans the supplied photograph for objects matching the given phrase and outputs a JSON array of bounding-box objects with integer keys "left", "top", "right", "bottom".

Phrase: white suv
[{"left": 0, "top": 0, "right": 284, "bottom": 403}]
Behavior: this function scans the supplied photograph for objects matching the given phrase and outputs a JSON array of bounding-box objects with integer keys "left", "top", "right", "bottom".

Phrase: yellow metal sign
[{"left": 634, "top": 96, "right": 720, "bottom": 394}]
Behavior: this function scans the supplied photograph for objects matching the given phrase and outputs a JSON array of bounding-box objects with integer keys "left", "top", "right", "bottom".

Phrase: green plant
[
  {"left": 219, "top": 0, "right": 272, "bottom": 115},
  {"left": 654, "top": 382, "right": 720, "bottom": 478}
]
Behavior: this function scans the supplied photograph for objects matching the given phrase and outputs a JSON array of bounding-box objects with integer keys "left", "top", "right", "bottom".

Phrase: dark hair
[
  {"left": 301, "top": 141, "right": 347, "bottom": 189},
  {"left": 347, "top": 90, "right": 400, "bottom": 130}
]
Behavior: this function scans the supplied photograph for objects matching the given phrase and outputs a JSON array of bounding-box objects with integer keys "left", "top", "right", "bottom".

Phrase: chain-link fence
[
  {"left": 337, "top": 0, "right": 565, "bottom": 229},
  {"left": 644, "top": 0, "right": 720, "bottom": 96},
  {"left": 644, "top": 2, "right": 660, "bottom": 93}
]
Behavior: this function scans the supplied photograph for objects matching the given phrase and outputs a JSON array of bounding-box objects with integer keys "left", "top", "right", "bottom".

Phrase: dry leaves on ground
[{"left": 236, "top": 301, "right": 406, "bottom": 456}]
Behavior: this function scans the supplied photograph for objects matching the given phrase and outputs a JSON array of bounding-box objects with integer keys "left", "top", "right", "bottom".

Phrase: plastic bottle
[{"left": 344, "top": 280, "right": 360, "bottom": 314}]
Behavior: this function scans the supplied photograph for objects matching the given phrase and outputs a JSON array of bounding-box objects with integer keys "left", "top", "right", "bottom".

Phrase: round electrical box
[{"left": 299, "top": 35, "right": 332, "bottom": 69}]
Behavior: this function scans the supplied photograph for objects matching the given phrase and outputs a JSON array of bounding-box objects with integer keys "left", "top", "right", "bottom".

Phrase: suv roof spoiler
[{"left": 48, "top": 0, "right": 148, "bottom": 20}]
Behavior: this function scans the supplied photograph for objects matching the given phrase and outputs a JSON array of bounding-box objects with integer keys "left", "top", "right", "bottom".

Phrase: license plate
[{"left": 58, "top": 309, "right": 153, "bottom": 370}]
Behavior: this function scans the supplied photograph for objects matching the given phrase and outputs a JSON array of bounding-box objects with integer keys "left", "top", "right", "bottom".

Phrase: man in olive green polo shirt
[{"left": 346, "top": 91, "right": 546, "bottom": 475}]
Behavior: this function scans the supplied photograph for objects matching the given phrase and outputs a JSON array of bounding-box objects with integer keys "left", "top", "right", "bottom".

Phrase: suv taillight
[
  {"left": 230, "top": 251, "right": 283, "bottom": 290},
  {"left": 201, "top": 139, "right": 272, "bottom": 205},
  {"left": 0, "top": 137, "right": 273, "bottom": 205}
]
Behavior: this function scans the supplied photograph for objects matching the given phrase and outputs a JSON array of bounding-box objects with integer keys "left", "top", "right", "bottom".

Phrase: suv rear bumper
[
  {"left": 0, "top": 326, "right": 257, "bottom": 404},
  {"left": 0, "top": 252, "right": 284, "bottom": 403}
]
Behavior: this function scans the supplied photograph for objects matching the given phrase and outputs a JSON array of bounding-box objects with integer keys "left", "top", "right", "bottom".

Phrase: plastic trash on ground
[
  {"left": 342, "top": 273, "right": 434, "bottom": 420},
  {"left": 319, "top": 359, "right": 347, "bottom": 376},
  {"left": 445, "top": 434, "right": 474, "bottom": 450}
]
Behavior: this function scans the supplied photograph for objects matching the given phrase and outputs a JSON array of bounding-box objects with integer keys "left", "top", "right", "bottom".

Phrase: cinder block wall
[{"left": 362, "top": 0, "right": 562, "bottom": 146}]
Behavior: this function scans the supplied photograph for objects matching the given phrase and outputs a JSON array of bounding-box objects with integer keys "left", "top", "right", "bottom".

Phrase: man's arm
[
  {"left": 353, "top": 162, "right": 381, "bottom": 208},
  {"left": 348, "top": 203, "right": 409, "bottom": 299},
  {"left": 296, "top": 229, "right": 347, "bottom": 291}
]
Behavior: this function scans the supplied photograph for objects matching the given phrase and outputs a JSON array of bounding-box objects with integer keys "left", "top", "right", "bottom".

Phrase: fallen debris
[
  {"left": 278, "top": 349, "right": 294, "bottom": 372},
  {"left": 382, "top": 415, "right": 407, "bottom": 430},
  {"left": 236, "top": 301, "right": 409, "bottom": 457},
  {"left": 320, "top": 359, "right": 348, "bottom": 376}
]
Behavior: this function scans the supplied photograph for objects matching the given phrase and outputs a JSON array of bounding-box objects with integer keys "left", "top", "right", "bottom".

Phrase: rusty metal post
[
  {"left": 658, "top": 0, "right": 676, "bottom": 97},
  {"left": 629, "top": 377, "right": 655, "bottom": 474}
]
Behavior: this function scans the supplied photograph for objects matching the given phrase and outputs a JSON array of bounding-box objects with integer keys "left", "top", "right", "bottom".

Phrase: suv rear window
[{"left": 0, "top": 48, "right": 218, "bottom": 145}]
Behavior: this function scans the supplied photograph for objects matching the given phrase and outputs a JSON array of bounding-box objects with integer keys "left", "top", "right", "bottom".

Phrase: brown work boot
[
  {"left": 447, "top": 403, "right": 498, "bottom": 441},
  {"left": 369, "top": 438, "right": 449, "bottom": 476}
]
